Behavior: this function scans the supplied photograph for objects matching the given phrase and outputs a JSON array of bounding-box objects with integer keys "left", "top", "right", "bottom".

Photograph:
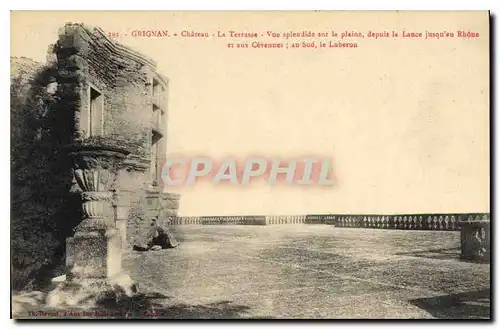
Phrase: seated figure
[{"left": 133, "top": 217, "right": 179, "bottom": 251}]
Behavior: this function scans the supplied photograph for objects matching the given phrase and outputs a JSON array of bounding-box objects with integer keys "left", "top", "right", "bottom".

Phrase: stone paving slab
[{"left": 124, "top": 225, "right": 491, "bottom": 319}]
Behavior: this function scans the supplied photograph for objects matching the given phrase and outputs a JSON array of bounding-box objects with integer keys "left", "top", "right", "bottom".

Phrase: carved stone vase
[
  {"left": 70, "top": 146, "right": 128, "bottom": 237},
  {"left": 46, "top": 141, "right": 138, "bottom": 308}
]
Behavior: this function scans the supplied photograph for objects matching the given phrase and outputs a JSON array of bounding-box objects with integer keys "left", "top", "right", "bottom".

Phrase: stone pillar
[
  {"left": 47, "top": 142, "right": 137, "bottom": 307},
  {"left": 459, "top": 215, "right": 490, "bottom": 263},
  {"left": 145, "top": 188, "right": 162, "bottom": 220},
  {"left": 118, "top": 157, "right": 150, "bottom": 249},
  {"left": 114, "top": 189, "right": 132, "bottom": 252},
  {"left": 160, "top": 192, "right": 181, "bottom": 219}
]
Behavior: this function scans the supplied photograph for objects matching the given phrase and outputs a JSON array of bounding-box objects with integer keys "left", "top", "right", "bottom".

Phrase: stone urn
[
  {"left": 67, "top": 141, "right": 130, "bottom": 237},
  {"left": 46, "top": 138, "right": 138, "bottom": 308}
]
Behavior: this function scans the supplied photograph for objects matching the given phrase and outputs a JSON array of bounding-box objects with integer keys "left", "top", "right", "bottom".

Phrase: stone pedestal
[
  {"left": 66, "top": 231, "right": 122, "bottom": 279},
  {"left": 459, "top": 217, "right": 490, "bottom": 263},
  {"left": 115, "top": 219, "right": 128, "bottom": 252},
  {"left": 114, "top": 190, "right": 132, "bottom": 252}
]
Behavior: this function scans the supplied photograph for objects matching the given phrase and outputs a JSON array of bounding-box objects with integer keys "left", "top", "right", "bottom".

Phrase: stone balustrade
[{"left": 169, "top": 213, "right": 489, "bottom": 232}]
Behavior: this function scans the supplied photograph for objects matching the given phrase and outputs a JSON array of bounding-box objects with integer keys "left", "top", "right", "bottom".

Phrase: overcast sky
[{"left": 11, "top": 11, "right": 490, "bottom": 216}]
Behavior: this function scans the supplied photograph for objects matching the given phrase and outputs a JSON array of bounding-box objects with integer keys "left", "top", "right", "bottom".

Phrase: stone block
[
  {"left": 66, "top": 231, "right": 122, "bottom": 279},
  {"left": 459, "top": 219, "right": 490, "bottom": 263}
]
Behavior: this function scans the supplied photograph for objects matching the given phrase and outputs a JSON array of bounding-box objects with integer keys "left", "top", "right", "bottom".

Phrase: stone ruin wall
[{"left": 54, "top": 23, "right": 180, "bottom": 248}]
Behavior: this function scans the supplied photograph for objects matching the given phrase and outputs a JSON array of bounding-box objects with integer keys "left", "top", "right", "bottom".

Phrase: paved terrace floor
[{"left": 123, "top": 225, "right": 491, "bottom": 319}]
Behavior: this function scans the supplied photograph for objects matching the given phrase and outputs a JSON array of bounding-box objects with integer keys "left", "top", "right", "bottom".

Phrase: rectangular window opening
[
  {"left": 151, "top": 131, "right": 162, "bottom": 186},
  {"left": 89, "top": 87, "right": 104, "bottom": 137},
  {"left": 152, "top": 78, "right": 163, "bottom": 108}
]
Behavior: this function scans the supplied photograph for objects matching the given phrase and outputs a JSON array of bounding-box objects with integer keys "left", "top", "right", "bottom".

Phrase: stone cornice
[
  {"left": 154, "top": 72, "right": 169, "bottom": 89},
  {"left": 88, "top": 25, "right": 171, "bottom": 87},
  {"left": 122, "top": 155, "right": 150, "bottom": 172},
  {"left": 64, "top": 23, "right": 157, "bottom": 69},
  {"left": 58, "top": 23, "right": 171, "bottom": 89},
  {"left": 91, "top": 26, "right": 157, "bottom": 68}
]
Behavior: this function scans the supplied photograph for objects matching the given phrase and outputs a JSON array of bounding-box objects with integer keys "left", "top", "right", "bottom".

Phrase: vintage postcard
[{"left": 10, "top": 11, "right": 490, "bottom": 319}]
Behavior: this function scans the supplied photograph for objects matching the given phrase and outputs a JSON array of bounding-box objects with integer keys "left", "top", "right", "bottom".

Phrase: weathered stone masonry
[{"left": 54, "top": 23, "right": 179, "bottom": 249}]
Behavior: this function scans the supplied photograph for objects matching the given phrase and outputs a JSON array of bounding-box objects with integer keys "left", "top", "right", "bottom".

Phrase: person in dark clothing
[
  {"left": 146, "top": 217, "right": 179, "bottom": 249},
  {"left": 133, "top": 217, "right": 179, "bottom": 251}
]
